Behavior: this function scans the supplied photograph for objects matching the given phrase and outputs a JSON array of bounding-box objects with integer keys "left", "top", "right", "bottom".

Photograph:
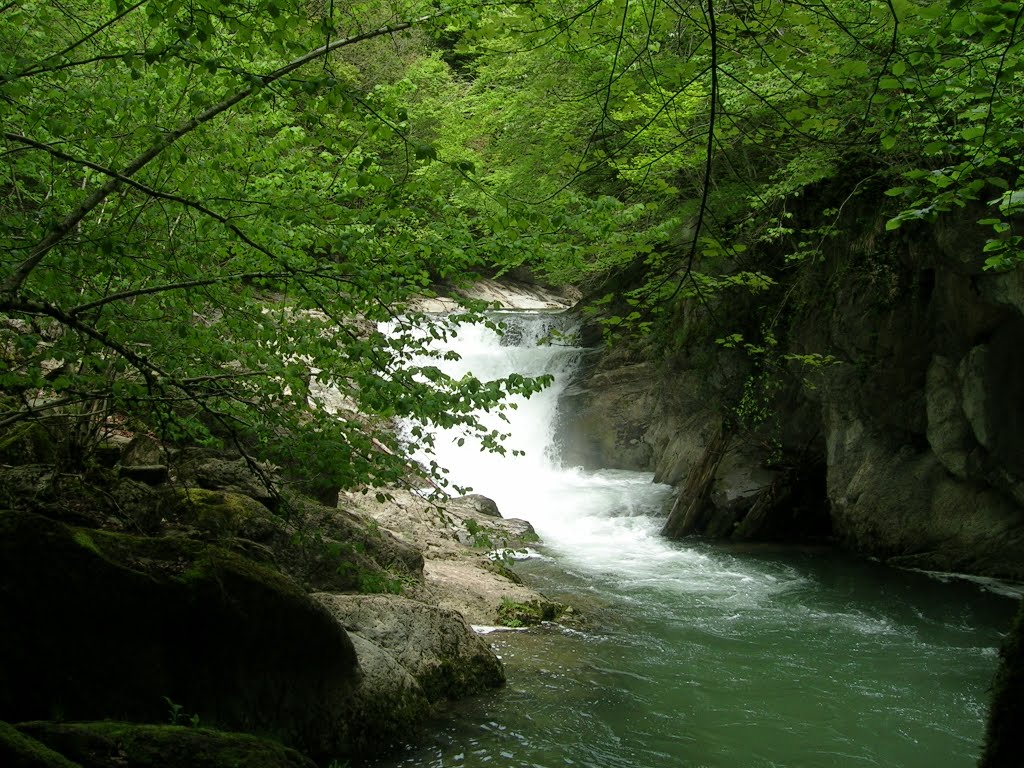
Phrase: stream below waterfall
[{"left": 371, "top": 311, "right": 1020, "bottom": 768}]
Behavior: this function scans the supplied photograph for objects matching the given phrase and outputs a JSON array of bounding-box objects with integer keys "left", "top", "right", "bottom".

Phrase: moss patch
[
  {"left": 0, "top": 720, "right": 82, "bottom": 768},
  {"left": 16, "top": 722, "right": 316, "bottom": 768},
  {"left": 71, "top": 530, "right": 100, "bottom": 556},
  {"left": 496, "top": 598, "right": 565, "bottom": 628}
]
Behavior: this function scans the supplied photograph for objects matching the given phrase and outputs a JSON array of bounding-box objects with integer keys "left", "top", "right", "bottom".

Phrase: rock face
[
  {"left": 560, "top": 213, "right": 1024, "bottom": 579},
  {"left": 313, "top": 594, "right": 505, "bottom": 702},
  {"left": 979, "top": 600, "right": 1024, "bottom": 768}
]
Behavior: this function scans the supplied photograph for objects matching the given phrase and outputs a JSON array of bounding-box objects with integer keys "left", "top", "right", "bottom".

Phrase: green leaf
[{"left": 414, "top": 143, "right": 438, "bottom": 161}]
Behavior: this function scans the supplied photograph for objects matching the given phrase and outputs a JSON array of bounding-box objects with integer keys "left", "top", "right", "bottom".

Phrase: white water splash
[{"left": 386, "top": 311, "right": 803, "bottom": 603}]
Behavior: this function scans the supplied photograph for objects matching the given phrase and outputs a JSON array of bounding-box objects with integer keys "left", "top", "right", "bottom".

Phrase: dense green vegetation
[{"left": 2, "top": 0, "right": 1021, "bottom": 488}]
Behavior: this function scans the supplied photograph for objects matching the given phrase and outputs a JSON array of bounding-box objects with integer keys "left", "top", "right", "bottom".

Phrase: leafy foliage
[
  {"left": 416, "top": 0, "right": 1023, "bottom": 332},
  {"left": 0, "top": 0, "right": 551, "bottom": 493},
  {"left": 2, "top": 0, "right": 1021, "bottom": 490}
]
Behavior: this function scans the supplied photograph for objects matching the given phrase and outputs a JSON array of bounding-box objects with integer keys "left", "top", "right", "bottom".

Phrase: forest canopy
[{"left": 1, "top": 0, "right": 1020, "bottom": 491}]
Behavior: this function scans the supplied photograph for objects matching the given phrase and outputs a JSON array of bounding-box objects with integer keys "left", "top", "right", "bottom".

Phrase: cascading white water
[
  {"left": 375, "top": 310, "right": 1017, "bottom": 768},
  {"left": 395, "top": 311, "right": 798, "bottom": 604},
  {"left": 393, "top": 311, "right": 709, "bottom": 581}
]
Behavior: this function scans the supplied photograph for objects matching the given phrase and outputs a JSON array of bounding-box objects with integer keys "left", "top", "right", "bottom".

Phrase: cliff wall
[{"left": 559, "top": 210, "right": 1024, "bottom": 580}]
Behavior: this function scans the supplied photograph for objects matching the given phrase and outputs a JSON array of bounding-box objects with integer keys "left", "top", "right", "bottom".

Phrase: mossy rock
[
  {"left": 168, "top": 487, "right": 275, "bottom": 537},
  {"left": 163, "top": 488, "right": 422, "bottom": 595},
  {"left": 0, "top": 510, "right": 359, "bottom": 760},
  {"left": 0, "top": 720, "right": 81, "bottom": 768},
  {"left": 0, "top": 422, "right": 58, "bottom": 466},
  {"left": 980, "top": 600, "right": 1024, "bottom": 768},
  {"left": 171, "top": 454, "right": 279, "bottom": 511},
  {"left": 14, "top": 722, "right": 315, "bottom": 768},
  {"left": 496, "top": 598, "right": 566, "bottom": 628}
]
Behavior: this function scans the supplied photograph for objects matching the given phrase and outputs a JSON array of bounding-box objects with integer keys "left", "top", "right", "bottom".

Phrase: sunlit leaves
[{"left": 0, "top": 0, "right": 560, "bottom": 491}]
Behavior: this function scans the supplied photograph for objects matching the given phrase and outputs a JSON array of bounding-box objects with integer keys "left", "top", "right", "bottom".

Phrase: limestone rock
[
  {"left": 344, "top": 488, "right": 553, "bottom": 625},
  {"left": 313, "top": 593, "right": 505, "bottom": 702},
  {"left": 960, "top": 344, "right": 993, "bottom": 450},
  {"left": 119, "top": 435, "right": 167, "bottom": 468},
  {"left": 333, "top": 634, "right": 431, "bottom": 758},
  {"left": 979, "top": 266, "right": 1024, "bottom": 316},
  {"left": 825, "top": 424, "right": 1024, "bottom": 580},
  {"left": 411, "top": 278, "right": 579, "bottom": 312},
  {"left": 709, "top": 447, "right": 782, "bottom": 532},
  {"left": 558, "top": 361, "right": 659, "bottom": 471},
  {"left": 925, "top": 354, "right": 973, "bottom": 479},
  {"left": 460, "top": 494, "right": 502, "bottom": 517}
]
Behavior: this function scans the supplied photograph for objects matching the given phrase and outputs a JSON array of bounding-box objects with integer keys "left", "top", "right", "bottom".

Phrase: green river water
[{"left": 374, "top": 518, "right": 1017, "bottom": 768}]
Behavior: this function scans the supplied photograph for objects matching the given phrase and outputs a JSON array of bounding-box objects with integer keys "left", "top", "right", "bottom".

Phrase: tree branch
[
  {"left": 4, "top": 0, "right": 151, "bottom": 82},
  {"left": 1, "top": 13, "right": 432, "bottom": 298}
]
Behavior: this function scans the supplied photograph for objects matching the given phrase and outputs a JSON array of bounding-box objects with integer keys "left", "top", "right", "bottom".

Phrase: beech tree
[
  {"left": 2, "top": 0, "right": 1020, "bottom": 493},
  {"left": 425, "top": 0, "right": 1022, "bottom": 331},
  {"left": 0, "top": 0, "right": 549, "bottom": 495}
]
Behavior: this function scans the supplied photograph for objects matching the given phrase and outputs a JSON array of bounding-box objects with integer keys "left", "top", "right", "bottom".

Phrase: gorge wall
[{"left": 559, "top": 209, "right": 1024, "bottom": 581}]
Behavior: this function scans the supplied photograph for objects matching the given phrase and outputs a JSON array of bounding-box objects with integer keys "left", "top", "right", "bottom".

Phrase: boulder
[
  {"left": 119, "top": 435, "right": 167, "bottom": 468},
  {"left": 313, "top": 594, "right": 505, "bottom": 702},
  {"left": 339, "top": 635, "right": 431, "bottom": 756},
  {"left": 0, "top": 509, "right": 360, "bottom": 760}
]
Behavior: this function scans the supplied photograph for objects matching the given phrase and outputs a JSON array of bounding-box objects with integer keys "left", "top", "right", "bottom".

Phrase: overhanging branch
[{"left": 1, "top": 13, "right": 432, "bottom": 299}]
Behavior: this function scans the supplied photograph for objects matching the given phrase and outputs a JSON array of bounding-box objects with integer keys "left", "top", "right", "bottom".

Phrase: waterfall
[
  {"left": 394, "top": 311, "right": 732, "bottom": 590},
  {"left": 404, "top": 310, "right": 581, "bottom": 497}
]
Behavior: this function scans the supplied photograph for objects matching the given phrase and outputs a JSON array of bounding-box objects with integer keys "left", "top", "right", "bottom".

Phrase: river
[{"left": 372, "top": 311, "right": 1019, "bottom": 768}]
